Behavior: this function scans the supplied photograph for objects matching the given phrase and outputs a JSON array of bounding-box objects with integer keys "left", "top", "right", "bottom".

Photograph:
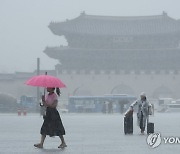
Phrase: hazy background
[{"left": 0, "top": 0, "right": 180, "bottom": 73}]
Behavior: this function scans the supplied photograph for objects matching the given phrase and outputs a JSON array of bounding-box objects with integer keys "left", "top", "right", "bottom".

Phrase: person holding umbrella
[
  {"left": 34, "top": 87, "right": 67, "bottom": 149},
  {"left": 25, "top": 74, "right": 67, "bottom": 148}
]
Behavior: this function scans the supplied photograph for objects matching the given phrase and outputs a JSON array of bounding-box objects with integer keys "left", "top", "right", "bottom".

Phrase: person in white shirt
[{"left": 130, "top": 92, "right": 150, "bottom": 134}]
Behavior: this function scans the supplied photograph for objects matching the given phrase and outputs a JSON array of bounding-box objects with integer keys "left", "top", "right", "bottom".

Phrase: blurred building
[
  {"left": 43, "top": 12, "right": 180, "bottom": 98},
  {"left": 1, "top": 12, "right": 180, "bottom": 100}
]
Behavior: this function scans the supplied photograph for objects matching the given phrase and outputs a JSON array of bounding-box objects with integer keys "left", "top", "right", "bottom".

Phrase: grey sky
[{"left": 0, "top": 0, "right": 180, "bottom": 73}]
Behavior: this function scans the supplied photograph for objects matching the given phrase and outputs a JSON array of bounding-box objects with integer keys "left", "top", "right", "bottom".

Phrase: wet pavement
[{"left": 0, "top": 112, "right": 180, "bottom": 154}]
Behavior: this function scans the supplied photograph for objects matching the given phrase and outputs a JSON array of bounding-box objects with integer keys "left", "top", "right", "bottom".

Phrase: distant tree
[{"left": 0, "top": 93, "right": 18, "bottom": 112}]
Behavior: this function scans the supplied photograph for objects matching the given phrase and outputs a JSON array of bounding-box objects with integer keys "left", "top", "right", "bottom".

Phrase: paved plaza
[{"left": 0, "top": 112, "right": 180, "bottom": 154}]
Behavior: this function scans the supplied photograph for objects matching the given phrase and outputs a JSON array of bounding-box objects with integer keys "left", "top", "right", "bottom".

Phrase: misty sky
[{"left": 0, "top": 0, "right": 180, "bottom": 73}]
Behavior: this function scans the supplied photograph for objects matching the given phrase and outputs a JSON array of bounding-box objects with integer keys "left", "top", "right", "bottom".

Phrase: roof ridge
[{"left": 79, "top": 13, "right": 172, "bottom": 21}]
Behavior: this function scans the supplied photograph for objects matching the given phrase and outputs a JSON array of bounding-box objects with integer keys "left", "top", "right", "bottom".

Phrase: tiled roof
[
  {"left": 49, "top": 12, "right": 180, "bottom": 36},
  {"left": 44, "top": 47, "right": 180, "bottom": 70}
]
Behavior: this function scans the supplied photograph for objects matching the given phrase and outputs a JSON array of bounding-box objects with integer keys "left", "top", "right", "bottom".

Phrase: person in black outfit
[{"left": 34, "top": 87, "right": 67, "bottom": 149}]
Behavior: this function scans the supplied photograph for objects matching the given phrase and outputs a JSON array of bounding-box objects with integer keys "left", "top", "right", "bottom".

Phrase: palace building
[{"left": 43, "top": 12, "right": 180, "bottom": 98}]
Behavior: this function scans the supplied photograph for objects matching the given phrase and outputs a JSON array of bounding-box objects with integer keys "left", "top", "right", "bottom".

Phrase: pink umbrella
[{"left": 25, "top": 74, "right": 66, "bottom": 88}]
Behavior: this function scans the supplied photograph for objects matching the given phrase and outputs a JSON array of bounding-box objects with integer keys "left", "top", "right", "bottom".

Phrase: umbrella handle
[
  {"left": 44, "top": 72, "right": 47, "bottom": 95},
  {"left": 40, "top": 72, "right": 47, "bottom": 107},
  {"left": 44, "top": 88, "right": 46, "bottom": 96},
  {"left": 43, "top": 72, "right": 47, "bottom": 97}
]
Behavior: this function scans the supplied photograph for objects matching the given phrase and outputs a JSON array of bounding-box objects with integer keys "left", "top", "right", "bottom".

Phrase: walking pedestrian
[{"left": 34, "top": 87, "right": 67, "bottom": 149}]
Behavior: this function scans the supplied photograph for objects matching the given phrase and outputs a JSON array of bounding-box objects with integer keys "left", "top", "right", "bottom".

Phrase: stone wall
[{"left": 0, "top": 71, "right": 180, "bottom": 101}]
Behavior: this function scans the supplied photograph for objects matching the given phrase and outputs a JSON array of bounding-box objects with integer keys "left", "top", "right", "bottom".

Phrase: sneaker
[
  {"left": 140, "top": 130, "right": 145, "bottom": 135},
  {"left": 58, "top": 143, "right": 67, "bottom": 149},
  {"left": 34, "top": 143, "right": 43, "bottom": 148}
]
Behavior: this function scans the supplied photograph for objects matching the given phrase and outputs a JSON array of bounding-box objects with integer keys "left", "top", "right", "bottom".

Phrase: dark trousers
[{"left": 140, "top": 112, "right": 145, "bottom": 131}]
